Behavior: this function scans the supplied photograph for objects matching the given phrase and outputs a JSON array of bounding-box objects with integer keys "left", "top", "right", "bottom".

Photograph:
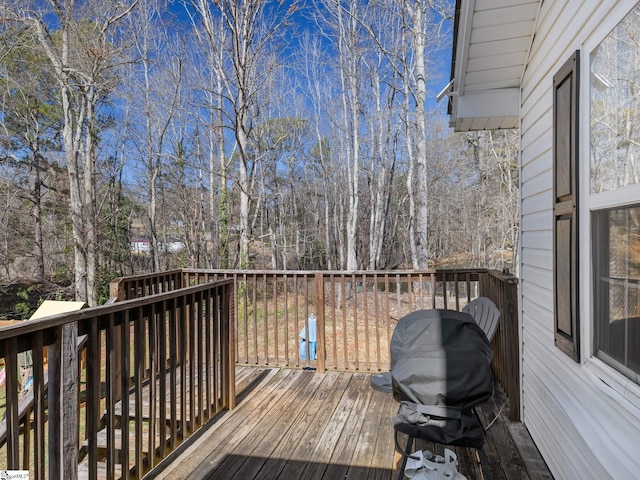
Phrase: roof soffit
[{"left": 449, "top": 0, "right": 541, "bottom": 131}]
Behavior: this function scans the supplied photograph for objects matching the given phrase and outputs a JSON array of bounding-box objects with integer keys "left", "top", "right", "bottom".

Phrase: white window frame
[{"left": 581, "top": 0, "right": 640, "bottom": 412}]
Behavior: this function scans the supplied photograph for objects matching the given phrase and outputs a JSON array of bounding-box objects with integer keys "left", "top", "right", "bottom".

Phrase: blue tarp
[{"left": 299, "top": 315, "right": 317, "bottom": 360}]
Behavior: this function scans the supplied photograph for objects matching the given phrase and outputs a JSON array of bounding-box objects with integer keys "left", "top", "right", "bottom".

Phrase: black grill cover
[{"left": 391, "top": 309, "right": 493, "bottom": 447}]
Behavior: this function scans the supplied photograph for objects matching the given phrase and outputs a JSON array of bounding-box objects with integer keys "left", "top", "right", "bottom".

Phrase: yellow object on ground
[
  {"left": 29, "top": 300, "right": 86, "bottom": 319},
  {"left": 17, "top": 300, "right": 86, "bottom": 394}
]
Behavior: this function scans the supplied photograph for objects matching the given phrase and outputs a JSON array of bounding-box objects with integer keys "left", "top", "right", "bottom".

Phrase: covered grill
[{"left": 391, "top": 309, "right": 494, "bottom": 448}]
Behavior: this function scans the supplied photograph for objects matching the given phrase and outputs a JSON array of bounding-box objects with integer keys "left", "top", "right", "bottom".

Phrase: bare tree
[
  {"left": 189, "top": 3, "right": 231, "bottom": 268},
  {"left": 297, "top": 33, "right": 338, "bottom": 269},
  {"left": 404, "top": 1, "right": 429, "bottom": 268},
  {"left": 361, "top": 7, "right": 402, "bottom": 269},
  {"left": 315, "top": 0, "right": 366, "bottom": 270},
  {"left": 1, "top": 0, "right": 139, "bottom": 305},
  {"left": 161, "top": 49, "right": 210, "bottom": 269},
  {"left": 191, "top": 0, "right": 298, "bottom": 268},
  {"left": 0, "top": 26, "right": 62, "bottom": 280},
  {"left": 120, "top": 0, "right": 185, "bottom": 272}
]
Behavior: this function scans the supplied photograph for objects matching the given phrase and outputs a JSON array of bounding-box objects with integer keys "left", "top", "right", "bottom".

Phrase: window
[
  {"left": 590, "top": 4, "right": 640, "bottom": 382},
  {"left": 593, "top": 207, "right": 640, "bottom": 381},
  {"left": 590, "top": 5, "right": 640, "bottom": 193}
]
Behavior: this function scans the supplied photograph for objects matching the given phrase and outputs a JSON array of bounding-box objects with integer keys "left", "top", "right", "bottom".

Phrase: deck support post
[
  {"left": 48, "top": 323, "right": 78, "bottom": 480},
  {"left": 224, "top": 283, "right": 237, "bottom": 409},
  {"left": 315, "top": 273, "right": 326, "bottom": 373}
]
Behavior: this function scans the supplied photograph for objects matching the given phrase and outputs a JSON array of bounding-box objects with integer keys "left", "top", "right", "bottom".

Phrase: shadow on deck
[{"left": 148, "top": 366, "right": 552, "bottom": 480}]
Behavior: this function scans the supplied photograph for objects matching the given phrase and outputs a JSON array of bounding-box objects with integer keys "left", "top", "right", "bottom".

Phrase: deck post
[
  {"left": 502, "top": 276, "right": 520, "bottom": 421},
  {"left": 109, "top": 278, "right": 125, "bottom": 302},
  {"left": 5, "top": 339, "right": 19, "bottom": 469},
  {"left": 315, "top": 273, "right": 326, "bottom": 373},
  {"left": 224, "top": 283, "right": 237, "bottom": 409},
  {"left": 48, "top": 323, "right": 78, "bottom": 480}
]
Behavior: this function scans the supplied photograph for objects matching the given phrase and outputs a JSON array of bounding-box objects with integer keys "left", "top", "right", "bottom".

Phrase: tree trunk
[
  {"left": 237, "top": 120, "right": 251, "bottom": 268},
  {"left": 33, "top": 153, "right": 45, "bottom": 282},
  {"left": 404, "top": 66, "right": 418, "bottom": 268},
  {"left": 368, "top": 64, "right": 391, "bottom": 270},
  {"left": 408, "top": 2, "right": 430, "bottom": 269},
  {"left": 61, "top": 82, "right": 92, "bottom": 303},
  {"left": 336, "top": 4, "right": 360, "bottom": 271},
  {"left": 83, "top": 91, "right": 97, "bottom": 306}
]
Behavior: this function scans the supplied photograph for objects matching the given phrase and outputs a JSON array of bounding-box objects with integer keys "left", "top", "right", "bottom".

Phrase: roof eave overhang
[
  {"left": 450, "top": 88, "right": 520, "bottom": 131},
  {"left": 447, "top": 0, "right": 540, "bottom": 132}
]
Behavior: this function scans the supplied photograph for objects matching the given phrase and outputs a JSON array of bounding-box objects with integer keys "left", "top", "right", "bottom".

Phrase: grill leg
[
  {"left": 394, "top": 430, "right": 415, "bottom": 480},
  {"left": 472, "top": 407, "right": 493, "bottom": 480},
  {"left": 477, "top": 445, "right": 493, "bottom": 480}
]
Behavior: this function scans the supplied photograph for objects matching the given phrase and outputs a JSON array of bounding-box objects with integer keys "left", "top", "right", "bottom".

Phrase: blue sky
[{"left": 168, "top": 0, "right": 454, "bottom": 95}]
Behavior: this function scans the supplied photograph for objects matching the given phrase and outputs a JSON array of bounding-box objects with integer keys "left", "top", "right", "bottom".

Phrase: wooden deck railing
[
  {"left": 111, "top": 268, "right": 521, "bottom": 421},
  {"left": 108, "top": 270, "right": 185, "bottom": 302},
  {"left": 0, "top": 279, "right": 235, "bottom": 479},
  {"left": 479, "top": 270, "right": 520, "bottom": 421}
]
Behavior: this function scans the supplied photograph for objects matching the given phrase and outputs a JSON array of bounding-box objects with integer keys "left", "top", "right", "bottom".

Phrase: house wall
[{"left": 520, "top": 1, "right": 640, "bottom": 479}]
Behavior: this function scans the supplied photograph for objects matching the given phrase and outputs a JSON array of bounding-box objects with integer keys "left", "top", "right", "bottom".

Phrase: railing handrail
[
  {"left": 181, "top": 267, "right": 488, "bottom": 275},
  {"left": 108, "top": 268, "right": 489, "bottom": 300},
  {"left": 0, "top": 279, "right": 232, "bottom": 345}
]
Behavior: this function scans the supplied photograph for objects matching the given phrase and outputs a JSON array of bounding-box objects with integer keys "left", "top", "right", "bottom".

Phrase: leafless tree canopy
[{"left": 0, "top": 0, "right": 519, "bottom": 304}]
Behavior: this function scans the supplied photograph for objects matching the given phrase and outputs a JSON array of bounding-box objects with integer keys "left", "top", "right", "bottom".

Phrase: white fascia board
[
  {"left": 456, "top": 88, "right": 520, "bottom": 119},
  {"left": 454, "top": 0, "right": 475, "bottom": 97}
]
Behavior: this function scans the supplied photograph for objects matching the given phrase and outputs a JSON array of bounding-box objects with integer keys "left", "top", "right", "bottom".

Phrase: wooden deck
[{"left": 148, "top": 366, "right": 552, "bottom": 480}]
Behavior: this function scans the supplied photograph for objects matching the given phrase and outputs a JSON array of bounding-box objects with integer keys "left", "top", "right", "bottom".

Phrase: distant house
[
  {"left": 165, "top": 241, "right": 184, "bottom": 253},
  {"left": 131, "top": 239, "right": 151, "bottom": 254},
  {"left": 448, "top": 1, "right": 640, "bottom": 478},
  {"left": 131, "top": 240, "right": 185, "bottom": 254}
]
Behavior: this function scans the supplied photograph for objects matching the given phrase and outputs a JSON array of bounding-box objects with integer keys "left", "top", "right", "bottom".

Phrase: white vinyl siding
[{"left": 519, "top": 0, "right": 640, "bottom": 479}]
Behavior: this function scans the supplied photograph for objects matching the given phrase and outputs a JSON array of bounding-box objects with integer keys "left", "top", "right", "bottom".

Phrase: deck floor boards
[{"left": 151, "top": 366, "right": 552, "bottom": 480}]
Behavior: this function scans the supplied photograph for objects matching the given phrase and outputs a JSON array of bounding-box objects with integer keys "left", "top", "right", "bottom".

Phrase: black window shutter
[{"left": 553, "top": 51, "right": 580, "bottom": 362}]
